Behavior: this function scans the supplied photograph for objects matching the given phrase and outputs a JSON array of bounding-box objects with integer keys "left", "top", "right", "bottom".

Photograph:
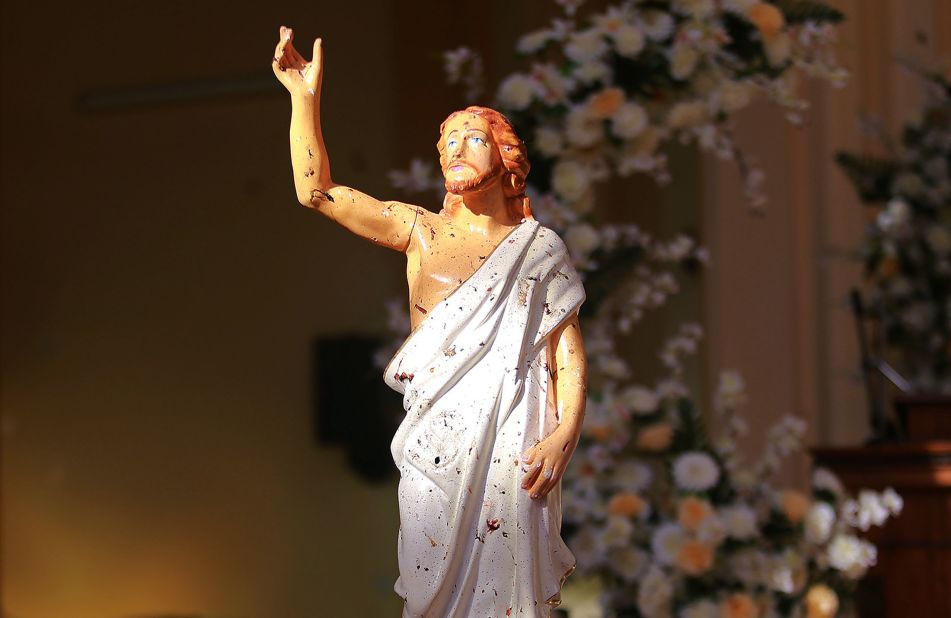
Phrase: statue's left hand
[{"left": 520, "top": 423, "right": 580, "bottom": 499}]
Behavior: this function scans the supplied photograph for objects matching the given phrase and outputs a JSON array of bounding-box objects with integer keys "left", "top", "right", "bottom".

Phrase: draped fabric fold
[{"left": 384, "top": 220, "right": 585, "bottom": 618}]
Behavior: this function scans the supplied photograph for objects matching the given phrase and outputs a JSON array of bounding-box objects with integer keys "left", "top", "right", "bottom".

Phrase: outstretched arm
[
  {"left": 521, "top": 314, "right": 587, "bottom": 499},
  {"left": 272, "top": 27, "right": 423, "bottom": 252}
]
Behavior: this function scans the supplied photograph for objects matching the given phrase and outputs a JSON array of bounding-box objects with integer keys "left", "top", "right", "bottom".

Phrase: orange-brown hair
[{"left": 437, "top": 106, "right": 534, "bottom": 220}]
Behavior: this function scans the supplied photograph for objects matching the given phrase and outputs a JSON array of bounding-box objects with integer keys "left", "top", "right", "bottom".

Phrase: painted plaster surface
[{"left": 385, "top": 221, "right": 584, "bottom": 617}]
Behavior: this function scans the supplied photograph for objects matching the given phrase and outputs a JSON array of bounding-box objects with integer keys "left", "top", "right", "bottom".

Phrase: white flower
[
  {"left": 611, "top": 102, "right": 648, "bottom": 139},
  {"left": 717, "top": 80, "right": 756, "bottom": 112},
  {"left": 600, "top": 515, "right": 635, "bottom": 548},
  {"left": 643, "top": 10, "right": 675, "bottom": 41},
  {"left": 612, "top": 460, "right": 653, "bottom": 492},
  {"left": 656, "top": 376, "right": 689, "bottom": 399},
  {"left": 651, "top": 522, "right": 686, "bottom": 565},
  {"left": 612, "top": 23, "right": 646, "bottom": 57},
  {"left": 611, "top": 546, "right": 649, "bottom": 582},
  {"left": 672, "top": 452, "right": 720, "bottom": 491},
  {"left": 443, "top": 47, "right": 476, "bottom": 83},
  {"left": 637, "top": 565, "right": 674, "bottom": 618},
  {"left": 729, "top": 549, "right": 769, "bottom": 587},
  {"left": 574, "top": 60, "right": 611, "bottom": 84},
  {"left": 517, "top": 29, "right": 556, "bottom": 54},
  {"left": 618, "top": 385, "right": 659, "bottom": 414},
  {"left": 530, "top": 62, "right": 574, "bottom": 105},
  {"left": 721, "top": 503, "right": 759, "bottom": 539},
  {"left": 669, "top": 44, "right": 700, "bottom": 80},
  {"left": 569, "top": 524, "right": 605, "bottom": 570},
  {"left": 535, "top": 126, "right": 564, "bottom": 157},
  {"left": 767, "top": 549, "right": 807, "bottom": 594},
  {"left": 565, "top": 28, "right": 609, "bottom": 64},
  {"left": 696, "top": 513, "right": 727, "bottom": 547},
  {"left": 497, "top": 73, "right": 535, "bottom": 110},
  {"left": 877, "top": 197, "right": 912, "bottom": 234},
  {"left": 827, "top": 533, "right": 877, "bottom": 578},
  {"left": 844, "top": 490, "right": 891, "bottom": 531},
  {"left": 586, "top": 443, "right": 614, "bottom": 471},
  {"left": 666, "top": 100, "right": 708, "bottom": 129},
  {"left": 598, "top": 356, "right": 630, "bottom": 379},
  {"left": 804, "top": 501, "right": 835, "bottom": 544},
  {"left": 812, "top": 467, "right": 844, "bottom": 496},
  {"left": 552, "top": 160, "right": 591, "bottom": 202},
  {"left": 680, "top": 599, "right": 719, "bottom": 618},
  {"left": 764, "top": 32, "right": 792, "bottom": 66},
  {"left": 565, "top": 223, "right": 601, "bottom": 259},
  {"left": 565, "top": 105, "right": 604, "bottom": 147},
  {"left": 881, "top": 487, "right": 904, "bottom": 515},
  {"left": 387, "top": 158, "right": 441, "bottom": 193},
  {"left": 715, "top": 370, "right": 747, "bottom": 410}
]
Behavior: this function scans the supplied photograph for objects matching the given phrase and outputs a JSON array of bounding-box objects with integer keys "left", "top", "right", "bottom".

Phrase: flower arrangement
[
  {"left": 836, "top": 69, "right": 951, "bottom": 391},
  {"left": 383, "top": 2, "right": 895, "bottom": 616},
  {"left": 397, "top": 0, "right": 846, "bottom": 222},
  {"left": 387, "top": 0, "right": 847, "bottom": 379},
  {"left": 561, "top": 329, "right": 903, "bottom": 617}
]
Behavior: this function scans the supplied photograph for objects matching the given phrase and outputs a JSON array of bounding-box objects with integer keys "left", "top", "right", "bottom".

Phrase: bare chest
[{"left": 406, "top": 226, "right": 513, "bottom": 329}]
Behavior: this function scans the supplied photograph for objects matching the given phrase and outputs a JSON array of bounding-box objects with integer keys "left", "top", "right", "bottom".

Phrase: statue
[{"left": 273, "top": 27, "right": 588, "bottom": 617}]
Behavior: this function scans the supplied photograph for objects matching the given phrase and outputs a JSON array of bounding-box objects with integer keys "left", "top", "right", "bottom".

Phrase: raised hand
[{"left": 271, "top": 26, "right": 323, "bottom": 99}]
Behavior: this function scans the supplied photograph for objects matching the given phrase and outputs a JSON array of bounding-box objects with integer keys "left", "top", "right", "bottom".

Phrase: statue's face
[{"left": 441, "top": 113, "right": 502, "bottom": 194}]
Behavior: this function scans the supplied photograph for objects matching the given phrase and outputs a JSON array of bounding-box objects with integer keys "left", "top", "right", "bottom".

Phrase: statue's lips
[{"left": 448, "top": 162, "right": 475, "bottom": 173}]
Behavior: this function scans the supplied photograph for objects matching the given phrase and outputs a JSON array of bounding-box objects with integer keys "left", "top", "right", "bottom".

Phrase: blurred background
[{"left": 2, "top": 1, "right": 949, "bottom": 617}]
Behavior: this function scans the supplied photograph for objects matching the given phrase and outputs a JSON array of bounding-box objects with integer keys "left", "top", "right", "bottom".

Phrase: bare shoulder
[{"left": 386, "top": 200, "right": 440, "bottom": 252}]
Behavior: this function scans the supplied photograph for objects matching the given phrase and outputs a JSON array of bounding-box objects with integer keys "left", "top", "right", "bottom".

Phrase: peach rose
[
  {"left": 676, "top": 539, "right": 714, "bottom": 576},
  {"left": 781, "top": 489, "right": 811, "bottom": 525},
  {"left": 747, "top": 2, "right": 785, "bottom": 40},
  {"left": 636, "top": 422, "right": 674, "bottom": 451},
  {"left": 587, "top": 423, "right": 613, "bottom": 442},
  {"left": 720, "top": 592, "right": 759, "bottom": 618},
  {"left": 589, "top": 87, "right": 625, "bottom": 119},
  {"left": 805, "top": 584, "right": 839, "bottom": 618},
  {"left": 608, "top": 492, "right": 648, "bottom": 517},
  {"left": 678, "top": 496, "right": 714, "bottom": 532}
]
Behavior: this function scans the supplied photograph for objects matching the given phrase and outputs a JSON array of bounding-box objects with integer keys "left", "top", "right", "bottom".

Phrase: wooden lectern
[{"left": 812, "top": 396, "right": 951, "bottom": 618}]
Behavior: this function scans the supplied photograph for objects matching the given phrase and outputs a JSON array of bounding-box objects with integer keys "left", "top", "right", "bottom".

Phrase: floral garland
[{"left": 837, "top": 69, "right": 951, "bottom": 392}]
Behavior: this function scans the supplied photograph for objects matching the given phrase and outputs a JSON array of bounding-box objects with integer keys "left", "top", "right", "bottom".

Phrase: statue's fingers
[
  {"left": 521, "top": 444, "right": 539, "bottom": 465},
  {"left": 520, "top": 460, "right": 542, "bottom": 489},
  {"left": 528, "top": 461, "right": 551, "bottom": 498},
  {"left": 539, "top": 461, "right": 565, "bottom": 498},
  {"left": 273, "top": 27, "right": 294, "bottom": 69},
  {"left": 284, "top": 38, "right": 306, "bottom": 67},
  {"left": 312, "top": 37, "right": 323, "bottom": 71}
]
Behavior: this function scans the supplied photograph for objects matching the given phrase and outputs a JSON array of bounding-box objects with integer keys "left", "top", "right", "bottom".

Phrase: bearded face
[{"left": 440, "top": 113, "right": 504, "bottom": 195}]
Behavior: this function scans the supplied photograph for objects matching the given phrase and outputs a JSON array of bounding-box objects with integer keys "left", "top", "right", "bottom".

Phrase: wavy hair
[{"left": 436, "top": 106, "right": 534, "bottom": 220}]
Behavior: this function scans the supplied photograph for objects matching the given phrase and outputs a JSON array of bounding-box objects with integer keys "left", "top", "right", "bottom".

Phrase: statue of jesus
[{"left": 273, "top": 27, "right": 587, "bottom": 617}]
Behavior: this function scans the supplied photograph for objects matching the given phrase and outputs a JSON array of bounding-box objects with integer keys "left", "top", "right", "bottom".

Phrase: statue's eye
[
  {"left": 469, "top": 136, "right": 485, "bottom": 146},
  {"left": 447, "top": 139, "right": 458, "bottom": 149}
]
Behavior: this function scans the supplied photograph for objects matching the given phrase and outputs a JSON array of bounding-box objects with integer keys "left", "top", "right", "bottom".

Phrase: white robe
[{"left": 384, "top": 220, "right": 585, "bottom": 618}]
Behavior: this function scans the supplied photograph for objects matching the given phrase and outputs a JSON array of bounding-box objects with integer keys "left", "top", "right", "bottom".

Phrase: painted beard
[{"left": 444, "top": 159, "right": 504, "bottom": 195}]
